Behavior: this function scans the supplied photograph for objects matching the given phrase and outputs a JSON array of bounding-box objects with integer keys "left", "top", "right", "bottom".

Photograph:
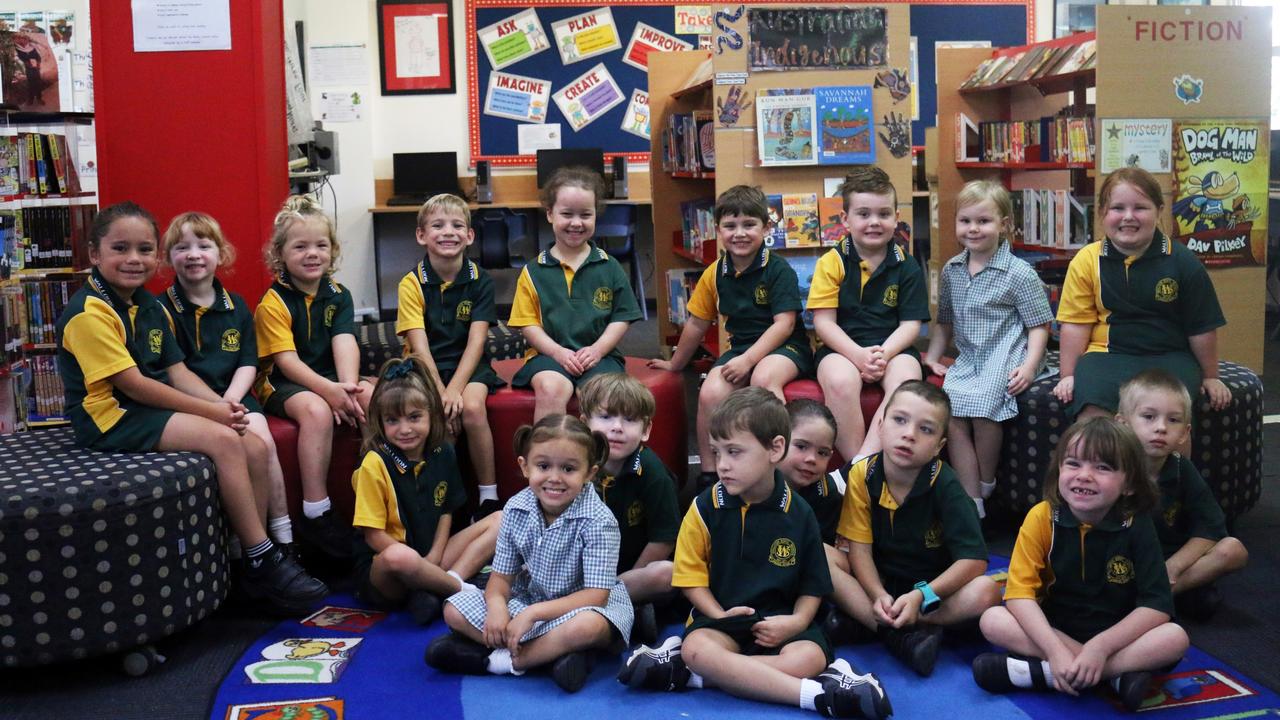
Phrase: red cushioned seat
[
  {"left": 488, "top": 357, "right": 688, "bottom": 499},
  {"left": 268, "top": 415, "right": 362, "bottom": 525}
]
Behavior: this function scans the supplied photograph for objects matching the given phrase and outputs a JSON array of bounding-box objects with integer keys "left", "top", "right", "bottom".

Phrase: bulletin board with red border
[{"left": 464, "top": 0, "right": 1033, "bottom": 167}]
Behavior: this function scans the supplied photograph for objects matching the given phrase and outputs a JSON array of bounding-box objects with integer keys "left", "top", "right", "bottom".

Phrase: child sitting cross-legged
[
  {"left": 618, "top": 387, "right": 891, "bottom": 720},
  {"left": 825, "top": 381, "right": 1001, "bottom": 677}
]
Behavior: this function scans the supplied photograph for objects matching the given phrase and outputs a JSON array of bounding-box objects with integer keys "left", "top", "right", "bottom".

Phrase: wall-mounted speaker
[
  {"left": 475, "top": 160, "right": 493, "bottom": 204},
  {"left": 611, "top": 155, "right": 628, "bottom": 199}
]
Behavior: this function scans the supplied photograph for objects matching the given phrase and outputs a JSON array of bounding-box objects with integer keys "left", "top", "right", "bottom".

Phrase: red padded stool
[
  {"left": 488, "top": 357, "right": 688, "bottom": 499},
  {"left": 267, "top": 415, "right": 363, "bottom": 525}
]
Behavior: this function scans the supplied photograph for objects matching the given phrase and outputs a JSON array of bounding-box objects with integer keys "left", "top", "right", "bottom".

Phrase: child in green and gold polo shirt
[
  {"left": 579, "top": 373, "right": 679, "bottom": 644},
  {"left": 619, "top": 388, "right": 890, "bottom": 720},
  {"left": 974, "top": 417, "right": 1188, "bottom": 711},
  {"left": 398, "top": 194, "right": 505, "bottom": 521},
  {"left": 809, "top": 167, "right": 930, "bottom": 465},
  {"left": 649, "top": 185, "right": 813, "bottom": 490}
]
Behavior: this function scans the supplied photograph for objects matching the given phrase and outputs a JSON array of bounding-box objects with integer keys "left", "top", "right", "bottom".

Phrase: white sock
[
  {"left": 268, "top": 515, "right": 294, "bottom": 545},
  {"left": 974, "top": 497, "right": 987, "bottom": 519},
  {"left": 487, "top": 648, "right": 524, "bottom": 675},
  {"left": 446, "top": 570, "right": 478, "bottom": 594},
  {"left": 478, "top": 484, "right": 499, "bottom": 501},
  {"left": 799, "top": 678, "right": 823, "bottom": 711},
  {"left": 302, "top": 497, "right": 331, "bottom": 520},
  {"left": 687, "top": 671, "right": 704, "bottom": 689},
  {"left": 980, "top": 480, "right": 997, "bottom": 499},
  {"left": 1006, "top": 656, "right": 1053, "bottom": 688}
]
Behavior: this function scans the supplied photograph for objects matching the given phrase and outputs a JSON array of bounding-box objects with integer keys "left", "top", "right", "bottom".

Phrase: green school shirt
[
  {"left": 1154, "top": 454, "right": 1228, "bottom": 557},
  {"left": 160, "top": 279, "right": 257, "bottom": 397},
  {"left": 593, "top": 445, "right": 680, "bottom": 573},
  {"left": 395, "top": 257, "right": 498, "bottom": 372}
]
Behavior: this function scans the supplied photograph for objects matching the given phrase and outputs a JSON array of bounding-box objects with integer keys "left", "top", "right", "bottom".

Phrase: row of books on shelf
[
  {"left": 17, "top": 278, "right": 74, "bottom": 346},
  {"left": 0, "top": 132, "right": 83, "bottom": 198},
  {"left": 680, "top": 193, "right": 849, "bottom": 258},
  {"left": 0, "top": 204, "right": 94, "bottom": 277},
  {"left": 1011, "top": 189, "right": 1094, "bottom": 250},
  {"left": 1, "top": 286, "right": 23, "bottom": 366},
  {"left": 661, "top": 111, "right": 715, "bottom": 175},
  {"left": 955, "top": 113, "right": 1095, "bottom": 164},
  {"left": 666, "top": 254, "right": 823, "bottom": 329},
  {"left": 961, "top": 38, "right": 1095, "bottom": 90},
  {"left": 24, "top": 353, "right": 66, "bottom": 422}
]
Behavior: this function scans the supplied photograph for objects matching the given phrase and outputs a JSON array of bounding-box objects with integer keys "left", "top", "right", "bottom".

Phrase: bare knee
[
  {"left": 699, "top": 372, "right": 732, "bottom": 407},
  {"left": 443, "top": 602, "right": 468, "bottom": 631},
  {"left": 294, "top": 396, "right": 334, "bottom": 433},
  {"left": 377, "top": 542, "right": 425, "bottom": 575},
  {"left": 532, "top": 373, "right": 573, "bottom": 403},
  {"left": 242, "top": 431, "right": 269, "bottom": 466},
  {"left": 462, "top": 395, "right": 488, "bottom": 428},
  {"left": 1217, "top": 537, "right": 1249, "bottom": 571},
  {"left": 681, "top": 631, "right": 716, "bottom": 669},
  {"left": 978, "top": 605, "right": 1015, "bottom": 643}
]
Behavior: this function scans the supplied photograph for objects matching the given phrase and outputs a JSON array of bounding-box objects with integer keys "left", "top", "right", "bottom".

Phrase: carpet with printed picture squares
[{"left": 209, "top": 559, "right": 1280, "bottom": 720}]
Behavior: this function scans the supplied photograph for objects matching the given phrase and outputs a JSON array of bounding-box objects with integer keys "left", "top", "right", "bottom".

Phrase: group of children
[{"left": 55, "top": 163, "right": 1248, "bottom": 714}]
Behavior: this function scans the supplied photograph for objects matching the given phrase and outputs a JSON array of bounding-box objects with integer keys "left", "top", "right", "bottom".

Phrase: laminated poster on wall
[
  {"left": 553, "top": 63, "right": 624, "bottom": 132},
  {"left": 477, "top": 8, "right": 551, "bottom": 72},
  {"left": 623, "top": 22, "right": 693, "bottom": 72},
  {"left": 3, "top": 12, "right": 61, "bottom": 112},
  {"left": 620, "top": 89, "right": 651, "bottom": 140},
  {"left": 485, "top": 71, "right": 551, "bottom": 124},
  {"left": 756, "top": 91, "right": 817, "bottom": 166},
  {"left": 1099, "top": 119, "right": 1171, "bottom": 175},
  {"left": 551, "top": 8, "right": 622, "bottom": 66},
  {"left": 748, "top": 6, "right": 888, "bottom": 72},
  {"left": 1171, "top": 118, "right": 1269, "bottom": 269},
  {"left": 815, "top": 86, "right": 875, "bottom": 165},
  {"left": 675, "top": 6, "right": 714, "bottom": 36}
]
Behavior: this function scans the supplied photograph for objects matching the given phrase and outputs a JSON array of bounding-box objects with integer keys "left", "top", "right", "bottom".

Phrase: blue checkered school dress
[
  {"left": 937, "top": 242, "right": 1055, "bottom": 421},
  {"left": 445, "top": 483, "right": 633, "bottom": 643}
]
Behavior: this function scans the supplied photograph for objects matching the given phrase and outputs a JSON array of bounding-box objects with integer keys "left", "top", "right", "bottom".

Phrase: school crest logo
[
  {"left": 924, "top": 520, "right": 943, "bottom": 549},
  {"left": 433, "top": 480, "right": 448, "bottom": 507},
  {"left": 592, "top": 287, "right": 613, "bottom": 310},
  {"left": 1155, "top": 278, "right": 1178, "bottom": 303},
  {"left": 627, "top": 500, "right": 644, "bottom": 527},
  {"left": 1163, "top": 501, "right": 1181, "bottom": 527},
  {"left": 882, "top": 284, "right": 899, "bottom": 308},
  {"left": 754, "top": 283, "right": 769, "bottom": 305},
  {"left": 324, "top": 304, "right": 337, "bottom": 327},
  {"left": 1106, "top": 555, "right": 1135, "bottom": 584},
  {"left": 148, "top": 328, "right": 163, "bottom": 355},
  {"left": 221, "top": 329, "right": 241, "bottom": 352},
  {"left": 456, "top": 300, "right": 473, "bottom": 322},
  {"left": 768, "top": 538, "right": 797, "bottom": 567}
]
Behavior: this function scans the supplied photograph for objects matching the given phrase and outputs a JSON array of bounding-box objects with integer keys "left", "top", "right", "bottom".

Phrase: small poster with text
[
  {"left": 551, "top": 8, "right": 621, "bottom": 65},
  {"left": 552, "top": 63, "right": 624, "bottom": 131},
  {"left": 477, "top": 8, "right": 550, "bottom": 71},
  {"left": 623, "top": 22, "right": 692, "bottom": 71},
  {"left": 485, "top": 71, "right": 551, "bottom": 123},
  {"left": 621, "top": 89, "right": 651, "bottom": 139}
]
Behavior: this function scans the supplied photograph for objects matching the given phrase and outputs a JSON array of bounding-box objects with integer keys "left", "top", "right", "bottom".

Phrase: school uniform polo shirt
[
  {"left": 351, "top": 440, "right": 467, "bottom": 557},
  {"left": 673, "top": 472, "right": 832, "bottom": 618},
  {"left": 593, "top": 445, "right": 680, "bottom": 573},
  {"left": 1153, "top": 454, "right": 1228, "bottom": 557},
  {"left": 57, "top": 268, "right": 185, "bottom": 443},
  {"left": 395, "top": 257, "right": 497, "bottom": 372},
  {"left": 254, "top": 273, "right": 355, "bottom": 398},
  {"left": 793, "top": 470, "right": 846, "bottom": 546},
  {"left": 160, "top": 279, "right": 257, "bottom": 397},
  {"left": 1057, "top": 232, "right": 1225, "bottom": 355},
  {"left": 835, "top": 455, "right": 986, "bottom": 592},
  {"left": 508, "top": 242, "right": 642, "bottom": 359},
  {"left": 1005, "top": 501, "right": 1174, "bottom": 638},
  {"left": 686, "top": 247, "right": 808, "bottom": 353},
  {"left": 807, "top": 239, "right": 930, "bottom": 348}
]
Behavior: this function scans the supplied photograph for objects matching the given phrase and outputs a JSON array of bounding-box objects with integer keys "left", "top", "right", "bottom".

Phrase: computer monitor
[
  {"left": 392, "top": 151, "right": 461, "bottom": 197},
  {"left": 536, "top": 148, "right": 605, "bottom": 187}
]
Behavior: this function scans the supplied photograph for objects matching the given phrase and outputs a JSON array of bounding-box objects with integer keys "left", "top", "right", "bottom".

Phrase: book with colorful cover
[
  {"left": 818, "top": 196, "right": 845, "bottom": 246},
  {"left": 782, "top": 193, "right": 819, "bottom": 248},
  {"left": 1054, "top": 39, "right": 1095, "bottom": 76},
  {"left": 0, "top": 138, "right": 20, "bottom": 197},
  {"left": 814, "top": 86, "right": 875, "bottom": 165},
  {"left": 756, "top": 91, "right": 817, "bottom": 166},
  {"left": 765, "top": 194, "right": 786, "bottom": 248}
]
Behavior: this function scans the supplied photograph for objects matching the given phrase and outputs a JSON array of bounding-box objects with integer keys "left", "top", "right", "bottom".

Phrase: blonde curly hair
[{"left": 264, "top": 194, "right": 339, "bottom": 277}]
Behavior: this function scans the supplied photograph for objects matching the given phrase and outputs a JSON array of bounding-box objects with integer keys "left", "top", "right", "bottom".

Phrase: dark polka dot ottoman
[
  {"left": 998, "top": 358, "right": 1262, "bottom": 527},
  {"left": 357, "top": 320, "right": 527, "bottom": 375},
  {"left": 0, "top": 427, "right": 228, "bottom": 667}
]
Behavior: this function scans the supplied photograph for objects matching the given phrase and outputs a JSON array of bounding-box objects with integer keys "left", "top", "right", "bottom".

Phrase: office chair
[
  {"left": 594, "top": 204, "right": 648, "bottom": 320},
  {"left": 474, "top": 209, "right": 533, "bottom": 270}
]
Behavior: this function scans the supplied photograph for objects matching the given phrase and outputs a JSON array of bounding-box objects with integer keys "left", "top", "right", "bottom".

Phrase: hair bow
[{"left": 385, "top": 359, "right": 415, "bottom": 380}]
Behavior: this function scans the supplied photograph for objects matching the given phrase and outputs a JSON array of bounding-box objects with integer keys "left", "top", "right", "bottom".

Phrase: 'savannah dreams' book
[{"left": 815, "top": 86, "right": 875, "bottom": 165}]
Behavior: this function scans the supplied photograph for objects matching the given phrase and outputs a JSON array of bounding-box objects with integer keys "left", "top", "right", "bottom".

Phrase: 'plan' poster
[
  {"left": 551, "top": 8, "right": 621, "bottom": 66},
  {"left": 1170, "top": 118, "right": 1269, "bottom": 268}
]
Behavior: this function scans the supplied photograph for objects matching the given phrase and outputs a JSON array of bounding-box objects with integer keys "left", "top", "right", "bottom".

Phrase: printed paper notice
[
  {"left": 518, "top": 124, "right": 561, "bottom": 155},
  {"left": 623, "top": 23, "right": 692, "bottom": 71},
  {"left": 317, "top": 90, "right": 361, "bottom": 123},
  {"left": 552, "top": 63, "right": 624, "bottom": 132},
  {"left": 310, "top": 44, "right": 369, "bottom": 88},
  {"left": 675, "top": 6, "right": 714, "bottom": 35},
  {"left": 394, "top": 15, "right": 441, "bottom": 78},
  {"left": 477, "top": 9, "right": 550, "bottom": 72},
  {"left": 551, "top": 9, "right": 621, "bottom": 65},
  {"left": 620, "top": 90, "right": 651, "bottom": 140},
  {"left": 485, "top": 72, "right": 551, "bottom": 123},
  {"left": 1100, "top": 119, "right": 1172, "bottom": 174},
  {"left": 131, "top": 0, "right": 230, "bottom": 52}
]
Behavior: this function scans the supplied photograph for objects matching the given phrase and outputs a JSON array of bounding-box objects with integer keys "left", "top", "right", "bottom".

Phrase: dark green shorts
[
  {"left": 1071, "top": 351, "right": 1201, "bottom": 419},
  {"left": 715, "top": 341, "right": 815, "bottom": 379},
  {"left": 239, "top": 394, "right": 263, "bottom": 415},
  {"left": 353, "top": 554, "right": 405, "bottom": 611},
  {"left": 87, "top": 407, "right": 176, "bottom": 452},
  {"left": 262, "top": 375, "right": 336, "bottom": 417},
  {"left": 511, "top": 353, "right": 625, "bottom": 389},
  {"left": 684, "top": 612, "right": 832, "bottom": 663},
  {"left": 441, "top": 362, "right": 506, "bottom": 394}
]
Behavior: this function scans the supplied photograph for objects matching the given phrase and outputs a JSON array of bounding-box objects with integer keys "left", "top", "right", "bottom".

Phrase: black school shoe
[
  {"left": 813, "top": 658, "right": 893, "bottom": 719},
  {"left": 1175, "top": 584, "right": 1222, "bottom": 623},
  {"left": 1115, "top": 670, "right": 1154, "bottom": 711},
  {"left": 971, "top": 652, "right": 1017, "bottom": 693},
  {"left": 424, "top": 633, "right": 490, "bottom": 675},
  {"left": 408, "top": 590, "right": 442, "bottom": 626},
  {"left": 471, "top": 498, "right": 502, "bottom": 524},
  {"left": 551, "top": 651, "right": 595, "bottom": 693},
  {"left": 617, "top": 636, "right": 690, "bottom": 691},
  {"left": 820, "top": 605, "right": 876, "bottom": 646},
  {"left": 241, "top": 546, "right": 329, "bottom": 616},
  {"left": 633, "top": 603, "right": 659, "bottom": 646},
  {"left": 296, "top": 510, "right": 355, "bottom": 561},
  {"left": 880, "top": 624, "right": 942, "bottom": 677}
]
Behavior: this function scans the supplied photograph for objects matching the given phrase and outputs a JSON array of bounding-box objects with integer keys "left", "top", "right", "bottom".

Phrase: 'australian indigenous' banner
[
  {"left": 748, "top": 7, "right": 887, "bottom": 72},
  {"left": 1170, "top": 119, "right": 1268, "bottom": 268}
]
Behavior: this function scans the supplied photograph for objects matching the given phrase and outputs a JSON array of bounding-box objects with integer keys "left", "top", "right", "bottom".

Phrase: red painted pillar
[{"left": 90, "top": 1, "right": 287, "bottom": 302}]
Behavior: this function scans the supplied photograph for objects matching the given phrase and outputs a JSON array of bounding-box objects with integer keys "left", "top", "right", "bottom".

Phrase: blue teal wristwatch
[{"left": 914, "top": 581, "right": 941, "bottom": 614}]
